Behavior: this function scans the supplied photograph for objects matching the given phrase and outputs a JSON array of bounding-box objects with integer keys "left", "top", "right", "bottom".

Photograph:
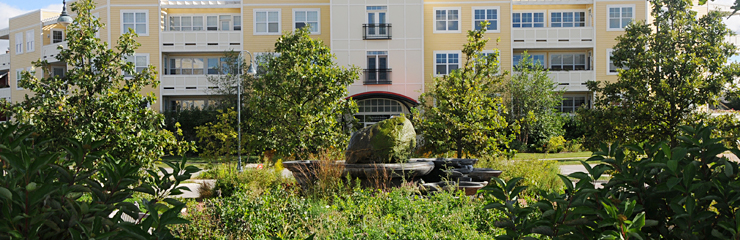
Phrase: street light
[
  {"left": 57, "top": 0, "right": 74, "bottom": 27},
  {"left": 237, "top": 51, "right": 257, "bottom": 172}
]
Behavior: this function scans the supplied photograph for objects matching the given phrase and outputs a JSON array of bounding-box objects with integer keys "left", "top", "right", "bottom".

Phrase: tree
[
  {"left": 582, "top": 0, "right": 740, "bottom": 148},
  {"left": 246, "top": 27, "right": 360, "bottom": 159},
  {"left": 413, "top": 22, "right": 513, "bottom": 158},
  {"left": 506, "top": 52, "right": 564, "bottom": 150},
  {"left": 8, "top": 0, "right": 188, "bottom": 165}
]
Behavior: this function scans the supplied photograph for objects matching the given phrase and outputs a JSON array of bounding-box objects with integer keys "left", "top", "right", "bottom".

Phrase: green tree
[
  {"left": 582, "top": 0, "right": 740, "bottom": 148},
  {"left": 8, "top": 0, "right": 187, "bottom": 165},
  {"left": 506, "top": 52, "right": 564, "bottom": 149},
  {"left": 413, "top": 22, "right": 513, "bottom": 158},
  {"left": 246, "top": 27, "right": 360, "bottom": 159}
]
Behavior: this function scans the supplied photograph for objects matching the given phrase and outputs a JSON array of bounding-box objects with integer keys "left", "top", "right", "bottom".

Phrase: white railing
[
  {"left": 549, "top": 70, "right": 592, "bottom": 92},
  {"left": 161, "top": 31, "right": 241, "bottom": 52},
  {"left": 0, "top": 54, "right": 9, "bottom": 70},
  {"left": 0, "top": 88, "right": 10, "bottom": 99},
  {"left": 160, "top": 75, "right": 218, "bottom": 96},
  {"left": 160, "top": 0, "right": 241, "bottom": 7},
  {"left": 41, "top": 42, "right": 67, "bottom": 62},
  {"left": 512, "top": 27, "right": 594, "bottom": 49},
  {"left": 727, "top": 35, "right": 740, "bottom": 50},
  {"left": 513, "top": 0, "right": 593, "bottom": 5}
]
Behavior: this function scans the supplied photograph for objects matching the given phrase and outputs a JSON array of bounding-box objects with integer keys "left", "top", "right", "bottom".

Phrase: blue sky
[{"left": 1, "top": 0, "right": 740, "bottom": 62}]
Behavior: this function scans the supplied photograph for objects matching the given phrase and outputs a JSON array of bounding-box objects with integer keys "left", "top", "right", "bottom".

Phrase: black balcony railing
[
  {"left": 364, "top": 69, "right": 392, "bottom": 85},
  {"left": 363, "top": 24, "right": 392, "bottom": 40}
]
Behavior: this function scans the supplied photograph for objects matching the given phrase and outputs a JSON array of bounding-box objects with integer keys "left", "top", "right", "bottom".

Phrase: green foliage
[
  {"left": 506, "top": 52, "right": 564, "bottom": 148},
  {"left": 413, "top": 22, "right": 513, "bottom": 158},
  {"left": 206, "top": 164, "right": 292, "bottom": 198},
  {"left": 246, "top": 27, "right": 360, "bottom": 159},
  {"left": 0, "top": 122, "right": 200, "bottom": 239},
  {"left": 705, "top": 113, "right": 740, "bottom": 149},
  {"left": 164, "top": 107, "right": 219, "bottom": 150},
  {"left": 476, "top": 157, "right": 562, "bottom": 195},
  {"left": 173, "top": 185, "right": 504, "bottom": 239},
  {"left": 195, "top": 108, "right": 239, "bottom": 162},
  {"left": 546, "top": 136, "right": 566, "bottom": 153},
  {"left": 9, "top": 0, "right": 191, "bottom": 166},
  {"left": 482, "top": 123, "right": 740, "bottom": 239},
  {"left": 582, "top": 0, "right": 740, "bottom": 148}
]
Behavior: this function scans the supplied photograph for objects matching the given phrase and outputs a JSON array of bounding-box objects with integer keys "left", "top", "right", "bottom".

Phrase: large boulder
[{"left": 345, "top": 116, "right": 417, "bottom": 164}]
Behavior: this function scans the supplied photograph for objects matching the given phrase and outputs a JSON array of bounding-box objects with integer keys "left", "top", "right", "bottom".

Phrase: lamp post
[
  {"left": 57, "top": 0, "right": 74, "bottom": 26},
  {"left": 237, "top": 51, "right": 257, "bottom": 172}
]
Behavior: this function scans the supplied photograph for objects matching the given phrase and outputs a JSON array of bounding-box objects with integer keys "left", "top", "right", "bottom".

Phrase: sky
[{"left": 1, "top": 0, "right": 740, "bottom": 62}]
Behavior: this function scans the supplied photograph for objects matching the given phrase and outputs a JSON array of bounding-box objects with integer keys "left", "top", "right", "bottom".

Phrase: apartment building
[{"left": 0, "top": 0, "right": 735, "bottom": 123}]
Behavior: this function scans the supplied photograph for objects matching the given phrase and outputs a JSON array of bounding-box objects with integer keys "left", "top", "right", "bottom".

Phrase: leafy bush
[
  {"left": 476, "top": 157, "right": 562, "bottom": 195},
  {"left": 546, "top": 136, "right": 566, "bottom": 153},
  {"left": 164, "top": 107, "right": 219, "bottom": 152},
  {"left": 204, "top": 164, "right": 293, "bottom": 198},
  {"left": 482, "top": 123, "right": 740, "bottom": 239}
]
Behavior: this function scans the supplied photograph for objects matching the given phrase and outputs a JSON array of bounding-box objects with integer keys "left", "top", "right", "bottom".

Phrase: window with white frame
[
  {"left": 52, "top": 30, "right": 64, "bottom": 43},
  {"left": 607, "top": 49, "right": 628, "bottom": 74},
  {"left": 608, "top": 6, "right": 633, "bottom": 30},
  {"left": 512, "top": 12, "right": 545, "bottom": 28},
  {"left": 26, "top": 30, "right": 34, "bottom": 52},
  {"left": 207, "top": 16, "right": 218, "bottom": 31},
  {"left": 219, "top": 15, "right": 231, "bottom": 31},
  {"left": 550, "top": 53, "right": 587, "bottom": 70},
  {"left": 558, "top": 96, "right": 587, "bottom": 113},
  {"left": 513, "top": 54, "right": 546, "bottom": 68},
  {"left": 167, "top": 58, "right": 205, "bottom": 75},
  {"left": 473, "top": 7, "right": 499, "bottom": 31},
  {"left": 435, "top": 52, "right": 460, "bottom": 75},
  {"left": 233, "top": 16, "right": 241, "bottom": 31},
  {"left": 294, "top": 9, "right": 319, "bottom": 33},
  {"left": 52, "top": 67, "right": 65, "bottom": 78},
  {"left": 122, "top": 11, "right": 148, "bottom": 35},
  {"left": 255, "top": 10, "right": 280, "bottom": 34},
  {"left": 254, "top": 52, "right": 279, "bottom": 75},
  {"left": 435, "top": 8, "right": 460, "bottom": 32},
  {"left": 15, "top": 33, "right": 22, "bottom": 54},
  {"left": 124, "top": 54, "right": 148, "bottom": 77},
  {"left": 16, "top": 69, "right": 23, "bottom": 89},
  {"left": 551, "top": 11, "right": 586, "bottom": 27}
]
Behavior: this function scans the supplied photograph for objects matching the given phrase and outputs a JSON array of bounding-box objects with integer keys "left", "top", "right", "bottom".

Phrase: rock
[{"left": 345, "top": 116, "right": 416, "bottom": 164}]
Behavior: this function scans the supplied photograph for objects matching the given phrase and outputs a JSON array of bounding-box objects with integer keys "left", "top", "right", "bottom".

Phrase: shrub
[
  {"left": 482, "top": 123, "right": 740, "bottom": 239},
  {"left": 206, "top": 164, "right": 293, "bottom": 198},
  {"left": 546, "top": 136, "right": 566, "bottom": 153}
]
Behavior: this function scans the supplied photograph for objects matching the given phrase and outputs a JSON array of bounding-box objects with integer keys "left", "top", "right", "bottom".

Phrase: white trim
[
  {"left": 124, "top": 53, "right": 150, "bottom": 78},
  {"left": 120, "top": 10, "right": 150, "bottom": 36},
  {"left": 15, "top": 69, "right": 23, "bottom": 90},
  {"left": 606, "top": 4, "right": 635, "bottom": 31},
  {"left": 472, "top": 6, "right": 501, "bottom": 33},
  {"left": 511, "top": 10, "right": 547, "bottom": 28},
  {"left": 51, "top": 29, "right": 65, "bottom": 43},
  {"left": 548, "top": 52, "right": 588, "bottom": 70},
  {"left": 548, "top": 9, "right": 588, "bottom": 28},
  {"left": 432, "top": 50, "right": 463, "bottom": 76},
  {"left": 253, "top": 9, "right": 282, "bottom": 35},
  {"left": 14, "top": 32, "right": 23, "bottom": 55},
  {"left": 26, "top": 30, "right": 35, "bottom": 52},
  {"left": 433, "top": 7, "right": 462, "bottom": 34},
  {"left": 426, "top": 1, "right": 509, "bottom": 4},
  {"left": 606, "top": 48, "right": 617, "bottom": 75},
  {"left": 292, "top": 8, "right": 321, "bottom": 35},
  {"left": 242, "top": 3, "right": 329, "bottom": 6}
]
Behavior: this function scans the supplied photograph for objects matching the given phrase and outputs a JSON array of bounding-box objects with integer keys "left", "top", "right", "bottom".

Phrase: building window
[
  {"left": 15, "top": 33, "right": 22, "bottom": 54},
  {"left": 435, "top": 8, "right": 460, "bottom": 33},
  {"left": 122, "top": 11, "right": 148, "bottom": 35},
  {"left": 513, "top": 54, "right": 546, "bottom": 68},
  {"left": 550, "top": 53, "right": 587, "bottom": 71},
  {"left": 365, "top": 51, "right": 390, "bottom": 84},
  {"left": 473, "top": 7, "right": 499, "bottom": 31},
  {"left": 125, "top": 54, "right": 148, "bottom": 77},
  {"left": 608, "top": 6, "right": 633, "bottom": 30},
  {"left": 355, "top": 98, "right": 406, "bottom": 126},
  {"left": 26, "top": 30, "right": 34, "bottom": 52},
  {"left": 219, "top": 15, "right": 231, "bottom": 31},
  {"left": 52, "top": 30, "right": 64, "bottom": 43},
  {"left": 294, "top": 9, "right": 319, "bottom": 33},
  {"left": 233, "top": 16, "right": 241, "bottom": 31},
  {"left": 16, "top": 69, "right": 22, "bottom": 90},
  {"left": 478, "top": 50, "right": 501, "bottom": 71},
  {"left": 52, "top": 67, "right": 65, "bottom": 78},
  {"left": 207, "top": 16, "right": 218, "bottom": 31},
  {"left": 551, "top": 12, "right": 586, "bottom": 27},
  {"left": 607, "top": 49, "right": 628, "bottom": 74},
  {"left": 512, "top": 12, "right": 545, "bottom": 28},
  {"left": 255, "top": 10, "right": 280, "bottom": 34},
  {"left": 167, "top": 58, "right": 205, "bottom": 75},
  {"left": 435, "top": 52, "right": 460, "bottom": 75},
  {"left": 559, "top": 96, "right": 587, "bottom": 113}
]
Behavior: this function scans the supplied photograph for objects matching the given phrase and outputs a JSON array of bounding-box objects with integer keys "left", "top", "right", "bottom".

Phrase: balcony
[
  {"left": 0, "top": 54, "right": 9, "bottom": 70},
  {"left": 41, "top": 42, "right": 67, "bottom": 62},
  {"left": 363, "top": 24, "right": 392, "bottom": 40},
  {"left": 549, "top": 70, "right": 592, "bottom": 92},
  {"left": 512, "top": 27, "right": 594, "bottom": 49},
  {"left": 364, "top": 69, "right": 392, "bottom": 85},
  {"left": 160, "top": 75, "right": 219, "bottom": 95},
  {"left": 161, "top": 31, "right": 242, "bottom": 52},
  {"left": 0, "top": 88, "right": 10, "bottom": 99},
  {"left": 513, "top": 0, "right": 593, "bottom": 5}
]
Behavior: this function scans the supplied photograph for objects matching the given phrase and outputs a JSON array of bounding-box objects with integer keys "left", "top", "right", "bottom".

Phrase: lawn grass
[{"left": 512, "top": 151, "right": 594, "bottom": 160}]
